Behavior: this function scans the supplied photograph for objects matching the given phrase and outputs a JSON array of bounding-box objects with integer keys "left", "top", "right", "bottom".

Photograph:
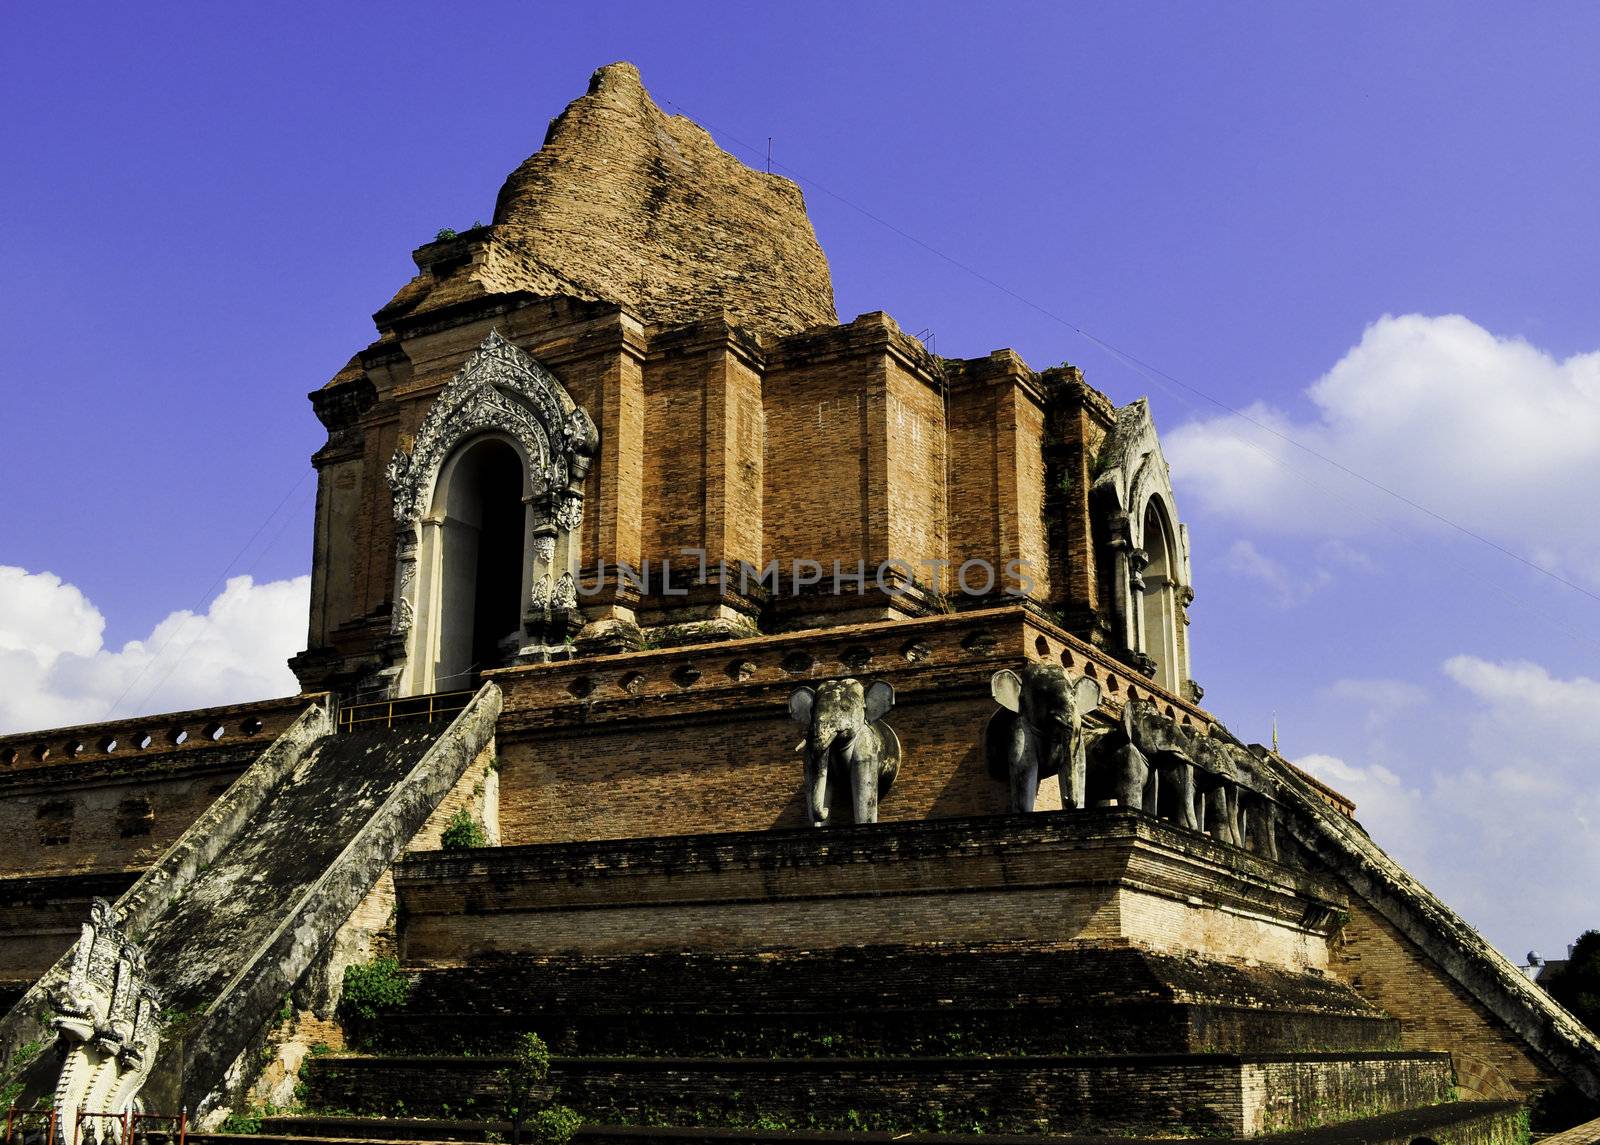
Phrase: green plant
[
  {"left": 527, "top": 1105, "right": 581, "bottom": 1145},
  {"left": 503, "top": 1031, "right": 552, "bottom": 1117},
  {"left": 441, "top": 807, "right": 489, "bottom": 851},
  {"left": 308, "top": 1041, "right": 332, "bottom": 1057},
  {"left": 339, "top": 956, "right": 411, "bottom": 1022},
  {"left": 220, "top": 1111, "right": 263, "bottom": 1134},
  {"left": 1545, "top": 930, "right": 1600, "bottom": 1034},
  {"left": 435, "top": 227, "right": 458, "bottom": 241},
  {"left": 0, "top": 1040, "right": 45, "bottom": 1110}
]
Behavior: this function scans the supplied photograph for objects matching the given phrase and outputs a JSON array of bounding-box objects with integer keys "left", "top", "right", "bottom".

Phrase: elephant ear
[
  {"left": 991, "top": 669, "right": 1023, "bottom": 713},
  {"left": 788, "top": 687, "right": 815, "bottom": 728},
  {"left": 1073, "top": 675, "right": 1102, "bottom": 717},
  {"left": 864, "top": 680, "right": 895, "bottom": 724}
]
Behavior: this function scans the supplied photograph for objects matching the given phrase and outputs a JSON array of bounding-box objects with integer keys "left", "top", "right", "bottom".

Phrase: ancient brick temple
[{"left": 2, "top": 62, "right": 1598, "bottom": 1145}]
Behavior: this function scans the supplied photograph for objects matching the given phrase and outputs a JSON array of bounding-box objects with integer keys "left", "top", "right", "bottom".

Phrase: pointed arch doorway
[
  {"left": 384, "top": 331, "right": 598, "bottom": 698},
  {"left": 427, "top": 435, "right": 527, "bottom": 691}
]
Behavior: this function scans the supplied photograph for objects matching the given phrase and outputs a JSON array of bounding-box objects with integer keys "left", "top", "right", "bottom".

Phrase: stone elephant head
[
  {"left": 1121, "top": 696, "right": 1200, "bottom": 831},
  {"left": 1085, "top": 700, "right": 1159, "bottom": 813},
  {"left": 984, "top": 663, "right": 1101, "bottom": 813},
  {"left": 789, "top": 678, "right": 902, "bottom": 826}
]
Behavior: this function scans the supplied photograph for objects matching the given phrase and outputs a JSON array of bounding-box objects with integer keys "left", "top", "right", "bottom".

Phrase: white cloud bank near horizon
[
  {"left": 0, "top": 565, "right": 309, "bottom": 734},
  {"left": 1160, "top": 311, "right": 1600, "bottom": 953},
  {"left": 1166, "top": 313, "right": 1600, "bottom": 584},
  {"left": 1298, "top": 656, "right": 1600, "bottom": 956}
]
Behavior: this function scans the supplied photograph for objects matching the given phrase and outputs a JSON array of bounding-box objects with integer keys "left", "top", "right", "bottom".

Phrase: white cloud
[
  {"left": 1297, "top": 655, "right": 1600, "bottom": 955},
  {"left": 1297, "top": 751, "right": 1432, "bottom": 868},
  {"left": 1221, "top": 539, "right": 1332, "bottom": 607},
  {"left": 1167, "top": 314, "right": 1600, "bottom": 581},
  {"left": 0, "top": 566, "right": 309, "bottom": 734},
  {"left": 1320, "top": 676, "right": 1430, "bottom": 734}
]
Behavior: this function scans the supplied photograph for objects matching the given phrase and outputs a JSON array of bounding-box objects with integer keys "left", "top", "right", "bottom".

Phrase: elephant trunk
[{"left": 805, "top": 725, "right": 854, "bottom": 825}]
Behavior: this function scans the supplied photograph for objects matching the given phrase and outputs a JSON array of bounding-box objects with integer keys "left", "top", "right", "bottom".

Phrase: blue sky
[{"left": 2, "top": 3, "right": 1597, "bottom": 957}]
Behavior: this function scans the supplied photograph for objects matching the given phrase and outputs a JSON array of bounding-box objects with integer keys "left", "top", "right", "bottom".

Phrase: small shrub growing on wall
[
  {"left": 502, "top": 1033, "right": 579, "bottom": 1144},
  {"left": 441, "top": 807, "right": 489, "bottom": 850},
  {"left": 527, "top": 1105, "right": 581, "bottom": 1145},
  {"left": 339, "top": 956, "right": 411, "bottom": 1023}
]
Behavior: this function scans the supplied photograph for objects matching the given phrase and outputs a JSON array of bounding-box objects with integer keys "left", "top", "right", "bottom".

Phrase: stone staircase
[
  {"left": 201, "top": 943, "right": 1521, "bottom": 1143},
  {"left": 0, "top": 686, "right": 502, "bottom": 1118}
]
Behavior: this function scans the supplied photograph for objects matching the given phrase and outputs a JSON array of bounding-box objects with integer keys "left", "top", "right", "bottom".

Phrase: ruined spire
[{"left": 485, "top": 62, "right": 837, "bottom": 338}]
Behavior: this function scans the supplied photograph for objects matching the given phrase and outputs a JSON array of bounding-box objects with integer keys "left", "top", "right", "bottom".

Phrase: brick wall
[
  {"left": 0, "top": 695, "right": 310, "bottom": 878},
  {"left": 295, "top": 287, "right": 1148, "bottom": 688},
  {"left": 300, "top": 1049, "right": 1452, "bottom": 1137},
  {"left": 488, "top": 609, "right": 1216, "bottom": 848},
  {"left": 1334, "top": 896, "right": 1563, "bottom": 1101},
  {"left": 396, "top": 810, "right": 1338, "bottom": 969}
]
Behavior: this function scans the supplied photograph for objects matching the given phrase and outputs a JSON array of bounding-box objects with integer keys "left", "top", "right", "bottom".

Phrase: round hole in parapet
[
  {"left": 619, "top": 671, "right": 646, "bottom": 694},
  {"left": 134, "top": 732, "right": 153, "bottom": 750},
  {"left": 169, "top": 728, "right": 189, "bottom": 746},
  {"left": 1034, "top": 636, "right": 1050, "bottom": 655},
  {"left": 899, "top": 640, "right": 932, "bottom": 663},
  {"left": 725, "top": 660, "right": 758, "bottom": 683},
  {"left": 671, "top": 664, "right": 702, "bottom": 688},
  {"left": 100, "top": 737, "right": 119, "bottom": 753},
  {"left": 204, "top": 723, "right": 225, "bottom": 741},
  {"left": 33, "top": 744, "right": 50, "bottom": 762},
  {"left": 840, "top": 645, "right": 874, "bottom": 672},
  {"left": 780, "top": 651, "right": 815, "bottom": 675},
  {"left": 961, "top": 631, "right": 999, "bottom": 655},
  {"left": 568, "top": 676, "right": 596, "bottom": 699},
  {"left": 67, "top": 741, "right": 86, "bottom": 757},
  {"left": 1, "top": 747, "right": 18, "bottom": 766},
  {"left": 241, "top": 718, "right": 264, "bottom": 735}
]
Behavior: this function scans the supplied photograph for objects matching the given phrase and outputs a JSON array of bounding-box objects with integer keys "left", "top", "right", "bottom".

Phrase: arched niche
[
  {"left": 384, "top": 331, "right": 597, "bottom": 696},
  {"left": 1089, "top": 398, "right": 1197, "bottom": 700},
  {"left": 1138, "top": 496, "right": 1183, "bottom": 694}
]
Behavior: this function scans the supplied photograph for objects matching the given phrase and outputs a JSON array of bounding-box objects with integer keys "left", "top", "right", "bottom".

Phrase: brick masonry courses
[
  {"left": 393, "top": 810, "right": 1341, "bottom": 971},
  {"left": 485, "top": 608, "right": 1229, "bottom": 846},
  {"left": 300, "top": 1049, "right": 1455, "bottom": 1137}
]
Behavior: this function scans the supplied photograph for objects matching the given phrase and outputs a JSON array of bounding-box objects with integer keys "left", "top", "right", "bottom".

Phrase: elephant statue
[
  {"left": 1122, "top": 697, "right": 1199, "bottom": 830},
  {"left": 984, "top": 663, "right": 1102, "bottom": 813},
  {"left": 1191, "top": 737, "right": 1243, "bottom": 847},
  {"left": 1236, "top": 788, "right": 1281, "bottom": 860},
  {"left": 789, "top": 678, "right": 902, "bottom": 826},
  {"left": 1233, "top": 752, "right": 1282, "bottom": 860},
  {"left": 1086, "top": 700, "right": 1156, "bottom": 811}
]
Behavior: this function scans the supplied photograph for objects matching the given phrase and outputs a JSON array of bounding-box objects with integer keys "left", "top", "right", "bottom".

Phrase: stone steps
[
  {"left": 359, "top": 1002, "right": 1398, "bottom": 1058},
  {"left": 300, "top": 1050, "right": 1456, "bottom": 1138},
  {"left": 398, "top": 943, "right": 1367, "bottom": 1016},
  {"left": 189, "top": 1100, "right": 1525, "bottom": 1145}
]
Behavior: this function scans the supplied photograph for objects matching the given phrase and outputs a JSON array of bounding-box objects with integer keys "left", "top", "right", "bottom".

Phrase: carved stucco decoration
[
  {"left": 382, "top": 331, "right": 598, "bottom": 682},
  {"left": 1089, "top": 398, "right": 1194, "bottom": 692},
  {"left": 47, "top": 899, "right": 162, "bottom": 1141},
  {"left": 385, "top": 329, "right": 598, "bottom": 527}
]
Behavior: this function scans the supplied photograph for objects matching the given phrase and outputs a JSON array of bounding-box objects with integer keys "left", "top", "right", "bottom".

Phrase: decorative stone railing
[{"left": 0, "top": 695, "right": 316, "bottom": 774}]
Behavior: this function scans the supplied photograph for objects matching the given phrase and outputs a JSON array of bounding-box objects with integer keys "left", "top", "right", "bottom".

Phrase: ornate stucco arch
[
  {"left": 1089, "top": 399, "right": 1196, "bottom": 699},
  {"left": 383, "top": 330, "right": 597, "bottom": 695}
]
